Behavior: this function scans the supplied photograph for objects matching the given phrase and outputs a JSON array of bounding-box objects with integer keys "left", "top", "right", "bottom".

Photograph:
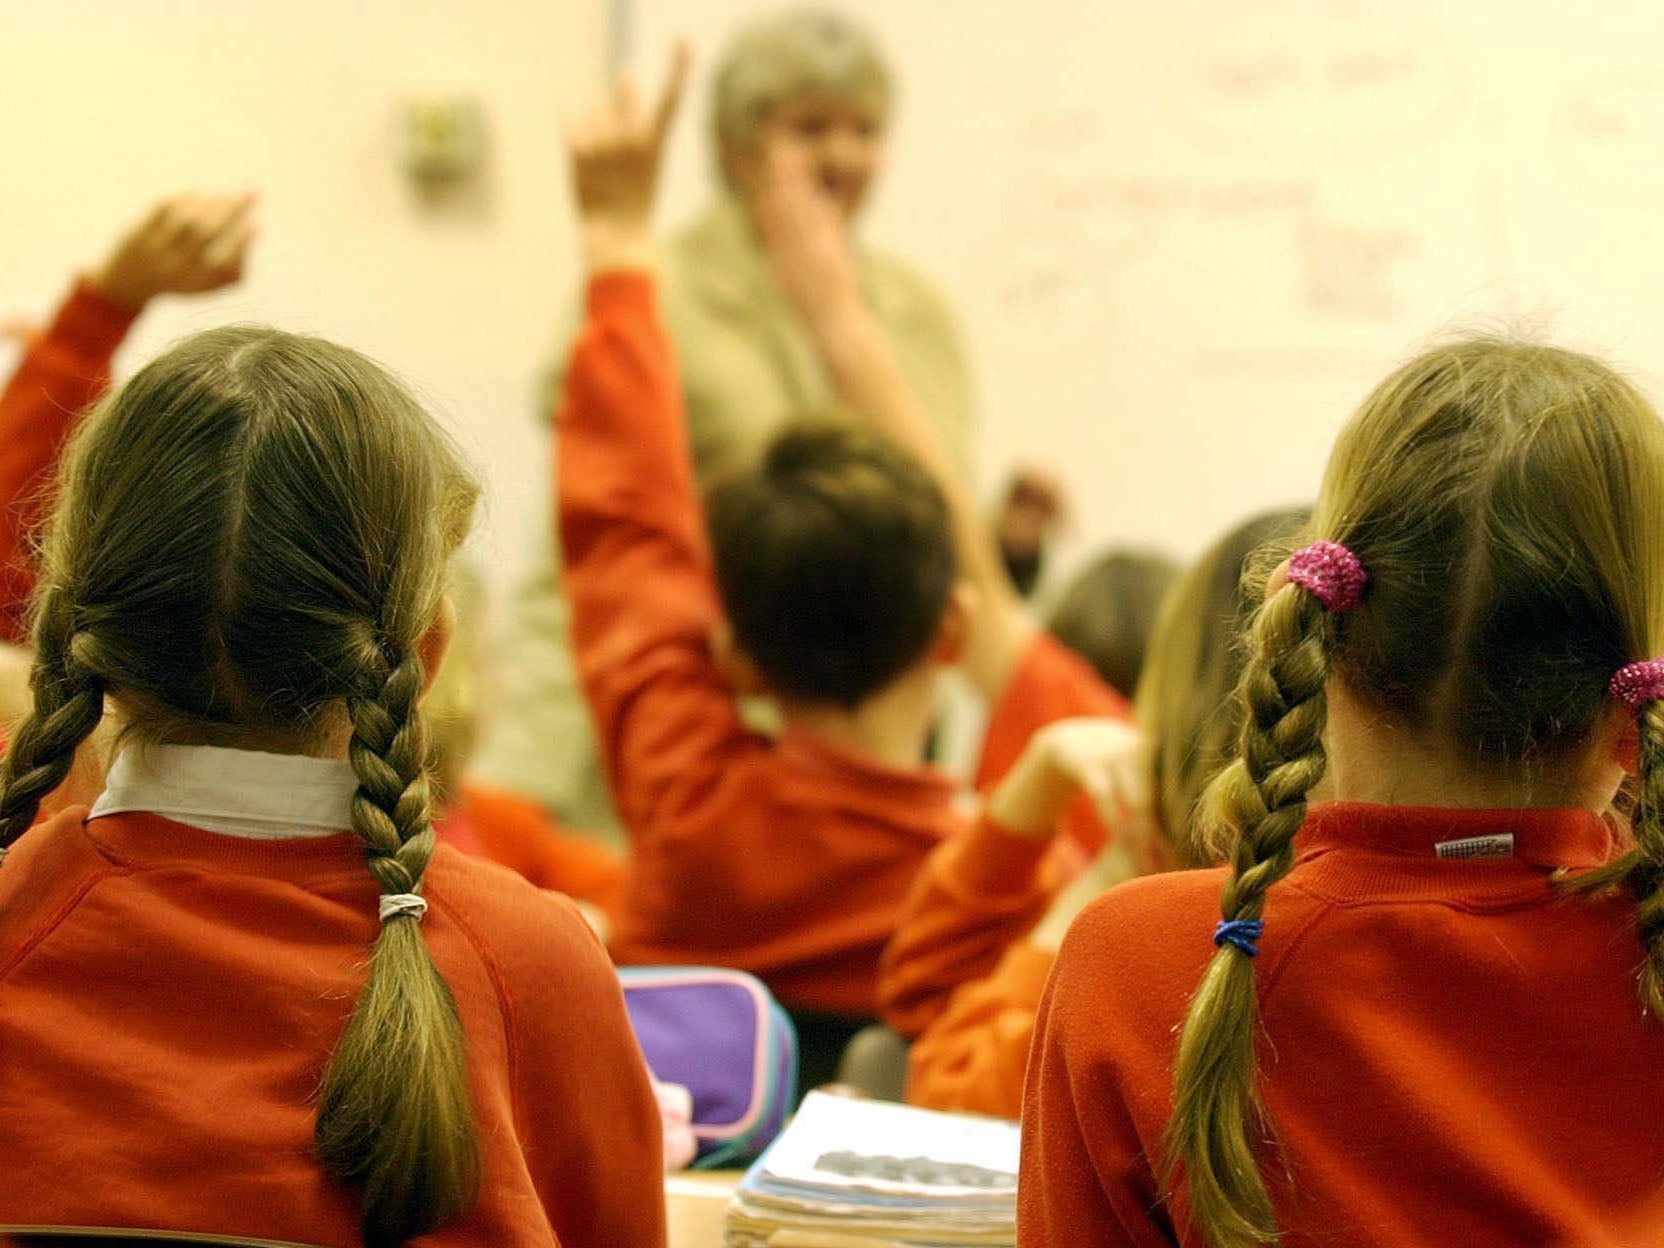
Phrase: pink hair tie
[
  {"left": 1610, "top": 659, "right": 1664, "bottom": 714},
  {"left": 1286, "top": 540, "right": 1369, "bottom": 613}
]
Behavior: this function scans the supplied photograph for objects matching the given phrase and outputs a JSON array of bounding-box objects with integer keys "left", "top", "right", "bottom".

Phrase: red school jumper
[
  {"left": 875, "top": 813, "right": 1064, "bottom": 1117},
  {"left": 0, "top": 807, "right": 665, "bottom": 1247},
  {"left": 558, "top": 273, "right": 1124, "bottom": 1017},
  {"left": 0, "top": 282, "right": 629, "bottom": 913},
  {"left": 1020, "top": 802, "right": 1664, "bottom": 1248},
  {"left": 0, "top": 279, "right": 137, "bottom": 644}
]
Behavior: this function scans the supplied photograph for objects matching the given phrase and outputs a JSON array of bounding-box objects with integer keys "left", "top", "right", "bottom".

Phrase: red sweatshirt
[
  {"left": 877, "top": 642, "right": 1131, "bottom": 1050},
  {"left": 1019, "top": 802, "right": 1664, "bottom": 1248},
  {"left": 0, "top": 808, "right": 665, "bottom": 1247},
  {"left": 877, "top": 817, "right": 1064, "bottom": 1040},
  {"left": 559, "top": 274, "right": 1118, "bottom": 1016},
  {"left": 0, "top": 280, "right": 136, "bottom": 644}
]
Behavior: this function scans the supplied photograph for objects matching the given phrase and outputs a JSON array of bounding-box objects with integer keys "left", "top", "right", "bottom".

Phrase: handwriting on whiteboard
[
  {"left": 1556, "top": 72, "right": 1664, "bottom": 201},
  {"left": 1182, "top": 19, "right": 1467, "bottom": 155}
]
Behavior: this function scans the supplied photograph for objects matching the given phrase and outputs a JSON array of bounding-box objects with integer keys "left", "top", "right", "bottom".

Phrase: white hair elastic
[{"left": 378, "top": 892, "right": 428, "bottom": 924}]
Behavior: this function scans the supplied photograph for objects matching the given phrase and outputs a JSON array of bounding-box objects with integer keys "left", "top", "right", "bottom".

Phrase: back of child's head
[
  {"left": 1046, "top": 549, "right": 1179, "bottom": 698},
  {"left": 1135, "top": 509, "right": 1309, "bottom": 868},
  {"left": 705, "top": 421, "right": 957, "bottom": 708},
  {"left": 0, "top": 325, "right": 482, "bottom": 1246},
  {"left": 1164, "top": 337, "right": 1664, "bottom": 1248}
]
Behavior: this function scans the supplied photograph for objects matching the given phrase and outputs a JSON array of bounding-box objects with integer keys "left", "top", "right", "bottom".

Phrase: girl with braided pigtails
[
  {"left": 1018, "top": 338, "right": 1664, "bottom": 1248},
  {"left": 0, "top": 327, "right": 664, "bottom": 1246}
]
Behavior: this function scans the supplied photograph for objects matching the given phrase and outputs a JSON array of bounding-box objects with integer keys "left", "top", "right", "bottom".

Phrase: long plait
[
  {"left": 0, "top": 587, "right": 106, "bottom": 849},
  {"left": 1580, "top": 663, "right": 1664, "bottom": 1020},
  {"left": 314, "top": 645, "right": 480, "bottom": 1248},
  {"left": 1630, "top": 698, "right": 1664, "bottom": 1018},
  {"left": 1160, "top": 561, "right": 1345, "bottom": 1248}
]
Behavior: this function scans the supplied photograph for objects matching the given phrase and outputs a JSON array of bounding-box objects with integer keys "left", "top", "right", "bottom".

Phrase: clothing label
[{"left": 1434, "top": 833, "right": 1515, "bottom": 860}]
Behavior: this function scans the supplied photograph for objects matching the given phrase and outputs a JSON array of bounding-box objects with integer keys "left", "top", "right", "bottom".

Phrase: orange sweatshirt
[
  {"left": 1019, "top": 802, "right": 1664, "bottom": 1248},
  {"left": 876, "top": 640, "right": 1130, "bottom": 1045},
  {"left": 559, "top": 274, "right": 1112, "bottom": 1017},
  {"left": 0, "top": 280, "right": 136, "bottom": 644},
  {"left": 877, "top": 818, "right": 1063, "bottom": 1040},
  {"left": 0, "top": 807, "right": 665, "bottom": 1247}
]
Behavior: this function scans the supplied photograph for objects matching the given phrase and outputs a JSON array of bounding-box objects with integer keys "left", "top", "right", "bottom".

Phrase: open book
[{"left": 724, "top": 1092, "right": 1019, "bottom": 1248}]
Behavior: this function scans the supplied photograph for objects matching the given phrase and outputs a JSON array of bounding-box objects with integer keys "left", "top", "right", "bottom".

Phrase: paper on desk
[{"left": 756, "top": 1092, "right": 1019, "bottom": 1201}]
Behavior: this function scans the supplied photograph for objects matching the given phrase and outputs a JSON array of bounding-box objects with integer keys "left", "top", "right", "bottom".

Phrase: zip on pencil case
[{"left": 619, "top": 965, "right": 799, "bottom": 1170}]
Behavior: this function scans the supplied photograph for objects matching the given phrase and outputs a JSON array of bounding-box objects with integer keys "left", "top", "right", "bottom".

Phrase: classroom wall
[
  {"left": 0, "top": 0, "right": 610, "bottom": 599},
  {"left": 629, "top": 0, "right": 1664, "bottom": 571},
  {"left": 13, "top": 1, "right": 1664, "bottom": 604}
]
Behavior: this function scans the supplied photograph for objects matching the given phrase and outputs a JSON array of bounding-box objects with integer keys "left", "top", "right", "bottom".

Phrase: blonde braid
[
  {"left": 315, "top": 647, "right": 480, "bottom": 1247},
  {"left": 1572, "top": 695, "right": 1664, "bottom": 1019},
  {"left": 0, "top": 588, "right": 106, "bottom": 846},
  {"left": 1630, "top": 701, "right": 1664, "bottom": 1017},
  {"left": 1161, "top": 585, "right": 1333, "bottom": 1248}
]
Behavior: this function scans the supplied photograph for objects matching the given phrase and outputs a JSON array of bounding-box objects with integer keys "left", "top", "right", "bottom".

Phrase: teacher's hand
[{"left": 756, "top": 137, "right": 862, "bottom": 334}]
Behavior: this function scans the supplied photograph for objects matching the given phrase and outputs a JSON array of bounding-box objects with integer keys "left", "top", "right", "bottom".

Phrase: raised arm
[
  {"left": 557, "top": 50, "right": 774, "bottom": 836},
  {"left": 879, "top": 717, "right": 1153, "bottom": 1035},
  {"left": 754, "top": 148, "right": 1034, "bottom": 698},
  {"left": 0, "top": 193, "right": 254, "bottom": 642}
]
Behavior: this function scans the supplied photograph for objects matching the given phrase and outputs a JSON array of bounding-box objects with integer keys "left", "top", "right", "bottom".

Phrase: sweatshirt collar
[
  {"left": 775, "top": 726, "right": 964, "bottom": 831},
  {"left": 89, "top": 744, "right": 357, "bottom": 840},
  {"left": 1299, "top": 802, "right": 1615, "bottom": 870}
]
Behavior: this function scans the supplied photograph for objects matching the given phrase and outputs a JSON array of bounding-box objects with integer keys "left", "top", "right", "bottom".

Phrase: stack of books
[{"left": 723, "top": 1091, "right": 1019, "bottom": 1247}]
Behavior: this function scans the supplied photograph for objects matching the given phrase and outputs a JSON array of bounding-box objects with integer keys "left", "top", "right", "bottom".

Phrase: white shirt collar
[{"left": 89, "top": 743, "right": 358, "bottom": 840}]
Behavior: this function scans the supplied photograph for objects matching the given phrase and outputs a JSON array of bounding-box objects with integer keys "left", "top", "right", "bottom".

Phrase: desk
[{"left": 666, "top": 1171, "right": 740, "bottom": 1248}]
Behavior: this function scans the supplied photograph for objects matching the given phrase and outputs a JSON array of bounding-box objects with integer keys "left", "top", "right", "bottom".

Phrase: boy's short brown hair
[{"left": 705, "top": 422, "right": 956, "bottom": 708}]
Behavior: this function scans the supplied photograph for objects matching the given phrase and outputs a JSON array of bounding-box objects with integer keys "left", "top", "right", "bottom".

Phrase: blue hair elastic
[{"left": 1213, "top": 918, "right": 1264, "bottom": 957}]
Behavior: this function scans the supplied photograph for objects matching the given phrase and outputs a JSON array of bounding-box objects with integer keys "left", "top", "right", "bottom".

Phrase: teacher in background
[
  {"left": 666, "top": 6, "right": 974, "bottom": 476},
  {"left": 474, "top": 8, "right": 975, "bottom": 833}
]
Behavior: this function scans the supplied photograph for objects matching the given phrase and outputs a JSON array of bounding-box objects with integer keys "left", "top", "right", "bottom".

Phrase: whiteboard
[{"left": 625, "top": 0, "right": 1664, "bottom": 564}]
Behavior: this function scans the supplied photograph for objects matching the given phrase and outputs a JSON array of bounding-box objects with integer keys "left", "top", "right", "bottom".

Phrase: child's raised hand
[
  {"left": 756, "top": 137, "right": 861, "bottom": 331},
  {"left": 567, "top": 42, "right": 689, "bottom": 272},
  {"left": 89, "top": 192, "right": 257, "bottom": 311},
  {"left": 987, "top": 717, "right": 1151, "bottom": 842}
]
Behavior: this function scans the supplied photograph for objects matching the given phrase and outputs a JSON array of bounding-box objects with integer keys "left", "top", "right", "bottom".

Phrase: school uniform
[
  {"left": 0, "top": 745, "right": 664, "bottom": 1247},
  {"left": 472, "top": 194, "right": 975, "bottom": 832},
  {"left": 558, "top": 273, "right": 1117, "bottom": 1020},
  {"left": 874, "top": 638, "right": 1133, "bottom": 1109},
  {"left": 1019, "top": 802, "right": 1664, "bottom": 1247},
  {"left": 875, "top": 805, "right": 1071, "bottom": 1122},
  {"left": 877, "top": 815, "right": 1070, "bottom": 1043}
]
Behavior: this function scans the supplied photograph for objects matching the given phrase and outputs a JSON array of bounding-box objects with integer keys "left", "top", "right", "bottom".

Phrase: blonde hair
[
  {"left": 1137, "top": 509, "right": 1308, "bottom": 868},
  {"left": 0, "top": 326, "right": 482, "bottom": 1246},
  {"left": 424, "top": 557, "right": 485, "bottom": 807},
  {"left": 711, "top": 7, "right": 892, "bottom": 163},
  {"left": 1162, "top": 337, "right": 1664, "bottom": 1247}
]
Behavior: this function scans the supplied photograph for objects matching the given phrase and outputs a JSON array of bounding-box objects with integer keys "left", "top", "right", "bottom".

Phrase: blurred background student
[{"left": 477, "top": 7, "right": 977, "bottom": 838}]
